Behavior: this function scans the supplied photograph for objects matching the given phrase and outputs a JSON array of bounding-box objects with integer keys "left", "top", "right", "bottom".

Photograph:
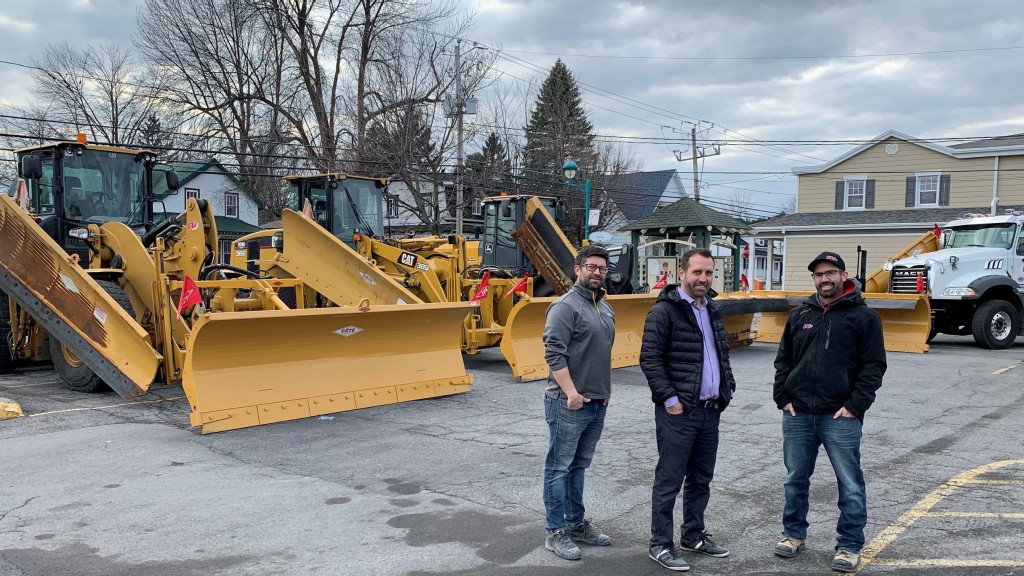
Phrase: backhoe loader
[{"left": 1, "top": 141, "right": 472, "bottom": 433}]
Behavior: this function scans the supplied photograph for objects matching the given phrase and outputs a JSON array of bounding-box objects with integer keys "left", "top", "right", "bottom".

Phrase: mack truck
[{"left": 886, "top": 210, "right": 1024, "bottom": 349}]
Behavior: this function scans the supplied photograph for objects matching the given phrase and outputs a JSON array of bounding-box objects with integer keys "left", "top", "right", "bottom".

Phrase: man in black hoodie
[
  {"left": 772, "top": 251, "right": 886, "bottom": 573},
  {"left": 641, "top": 248, "right": 736, "bottom": 572}
]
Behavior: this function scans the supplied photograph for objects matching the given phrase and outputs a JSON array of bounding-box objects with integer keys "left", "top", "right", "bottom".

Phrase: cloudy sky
[{"left": 2, "top": 0, "right": 1023, "bottom": 216}]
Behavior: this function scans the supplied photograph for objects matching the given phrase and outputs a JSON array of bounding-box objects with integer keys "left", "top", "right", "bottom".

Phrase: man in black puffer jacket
[
  {"left": 641, "top": 248, "right": 737, "bottom": 572},
  {"left": 771, "top": 251, "right": 886, "bottom": 574}
]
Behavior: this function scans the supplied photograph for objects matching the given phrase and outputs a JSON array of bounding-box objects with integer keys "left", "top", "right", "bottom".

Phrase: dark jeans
[
  {"left": 543, "top": 394, "right": 607, "bottom": 533},
  {"left": 782, "top": 410, "right": 866, "bottom": 553},
  {"left": 650, "top": 404, "right": 720, "bottom": 548}
]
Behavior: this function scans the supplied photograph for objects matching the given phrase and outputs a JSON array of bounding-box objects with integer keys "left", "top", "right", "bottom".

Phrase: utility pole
[
  {"left": 673, "top": 123, "right": 720, "bottom": 202},
  {"left": 455, "top": 39, "right": 465, "bottom": 236},
  {"left": 691, "top": 126, "right": 700, "bottom": 203}
]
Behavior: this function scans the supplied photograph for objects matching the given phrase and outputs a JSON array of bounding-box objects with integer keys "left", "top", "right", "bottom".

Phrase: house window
[
  {"left": 225, "top": 192, "right": 239, "bottom": 218},
  {"left": 835, "top": 177, "right": 875, "bottom": 210},
  {"left": 916, "top": 173, "right": 939, "bottom": 206},
  {"left": 844, "top": 177, "right": 865, "bottom": 209},
  {"left": 386, "top": 194, "right": 399, "bottom": 218},
  {"left": 185, "top": 188, "right": 200, "bottom": 200},
  {"left": 472, "top": 198, "right": 483, "bottom": 216},
  {"left": 218, "top": 239, "right": 232, "bottom": 264}
]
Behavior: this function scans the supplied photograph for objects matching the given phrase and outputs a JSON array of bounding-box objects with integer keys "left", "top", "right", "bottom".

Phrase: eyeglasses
[
  {"left": 582, "top": 263, "right": 609, "bottom": 273},
  {"left": 811, "top": 270, "right": 842, "bottom": 280}
]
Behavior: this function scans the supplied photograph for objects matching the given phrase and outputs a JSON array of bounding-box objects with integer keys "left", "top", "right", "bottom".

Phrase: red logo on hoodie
[{"left": 802, "top": 323, "right": 814, "bottom": 330}]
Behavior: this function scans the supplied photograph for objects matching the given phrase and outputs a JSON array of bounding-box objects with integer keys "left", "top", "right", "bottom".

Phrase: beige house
[{"left": 754, "top": 130, "right": 1024, "bottom": 290}]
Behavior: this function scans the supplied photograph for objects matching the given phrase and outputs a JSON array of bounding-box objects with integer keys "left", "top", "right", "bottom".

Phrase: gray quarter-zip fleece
[{"left": 543, "top": 283, "right": 616, "bottom": 399}]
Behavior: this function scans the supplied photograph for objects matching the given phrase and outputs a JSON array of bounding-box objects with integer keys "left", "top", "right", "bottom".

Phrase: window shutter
[
  {"left": 865, "top": 179, "right": 875, "bottom": 209},
  {"left": 905, "top": 177, "right": 916, "bottom": 207},
  {"left": 835, "top": 181, "right": 844, "bottom": 210},
  {"left": 939, "top": 175, "right": 951, "bottom": 206}
]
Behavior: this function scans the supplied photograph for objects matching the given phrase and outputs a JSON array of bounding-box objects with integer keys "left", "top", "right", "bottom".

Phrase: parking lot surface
[{"left": 2, "top": 335, "right": 1022, "bottom": 575}]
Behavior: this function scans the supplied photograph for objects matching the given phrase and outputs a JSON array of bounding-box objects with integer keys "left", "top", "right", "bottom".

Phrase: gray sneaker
[
  {"left": 774, "top": 535, "right": 805, "bottom": 558},
  {"left": 832, "top": 549, "right": 860, "bottom": 572},
  {"left": 545, "top": 527, "right": 581, "bottom": 561},
  {"left": 569, "top": 518, "right": 611, "bottom": 546},
  {"left": 649, "top": 545, "right": 690, "bottom": 571}
]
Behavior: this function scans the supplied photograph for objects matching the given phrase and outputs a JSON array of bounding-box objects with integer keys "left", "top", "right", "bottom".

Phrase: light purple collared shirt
[{"left": 664, "top": 287, "right": 721, "bottom": 408}]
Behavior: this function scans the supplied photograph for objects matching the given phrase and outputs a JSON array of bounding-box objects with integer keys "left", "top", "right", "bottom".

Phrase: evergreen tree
[
  {"left": 465, "top": 132, "right": 514, "bottom": 209},
  {"left": 521, "top": 60, "right": 595, "bottom": 244}
]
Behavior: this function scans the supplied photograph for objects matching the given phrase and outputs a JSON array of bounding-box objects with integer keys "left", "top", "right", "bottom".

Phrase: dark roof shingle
[{"left": 620, "top": 197, "right": 750, "bottom": 233}]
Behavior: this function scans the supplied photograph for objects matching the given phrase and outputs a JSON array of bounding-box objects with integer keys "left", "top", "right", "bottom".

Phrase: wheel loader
[{"left": 1, "top": 140, "right": 472, "bottom": 433}]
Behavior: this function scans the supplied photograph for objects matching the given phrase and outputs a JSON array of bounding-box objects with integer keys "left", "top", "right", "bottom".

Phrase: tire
[
  {"left": 0, "top": 291, "right": 14, "bottom": 374},
  {"left": 533, "top": 278, "right": 556, "bottom": 297},
  {"left": 926, "top": 326, "right": 938, "bottom": 343},
  {"left": 971, "top": 299, "right": 1019, "bottom": 350},
  {"left": 49, "top": 280, "right": 134, "bottom": 393}
]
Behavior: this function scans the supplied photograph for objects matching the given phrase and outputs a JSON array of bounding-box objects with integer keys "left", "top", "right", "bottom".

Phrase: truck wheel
[
  {"left": 49, "top": 280, "right": 134, "bottom": 393},
  {"left": 926, "top": 326, "right": 938, "bottom": 343},
  {"left": 0, "top": 291, "right": 14, "bottom": 374},
  {"left": 971, "top": 300, "right": 1019, "bottom": 350}
]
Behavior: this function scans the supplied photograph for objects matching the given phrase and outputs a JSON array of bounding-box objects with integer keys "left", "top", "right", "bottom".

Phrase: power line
[{"left": 500, "top": 45, "right": 1024, "bottom": 61}]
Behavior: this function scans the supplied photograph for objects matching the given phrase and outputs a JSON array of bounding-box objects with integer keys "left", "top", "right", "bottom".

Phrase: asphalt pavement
[{"left": 1, "top": 335, "right": 1022, "bottom": 576}]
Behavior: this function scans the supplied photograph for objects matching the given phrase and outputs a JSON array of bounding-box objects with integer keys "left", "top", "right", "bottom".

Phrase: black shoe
[
  {"left": 680, "top": 532, "right": 729, "bottom": 557},
  {"left": 649, "top": 545, "right": 690, "bottom": 571}
]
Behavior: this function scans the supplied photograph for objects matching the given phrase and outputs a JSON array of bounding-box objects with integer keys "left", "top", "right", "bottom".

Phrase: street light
[{"left": 562, "top": 155, "right": 592, "bottom": 241}]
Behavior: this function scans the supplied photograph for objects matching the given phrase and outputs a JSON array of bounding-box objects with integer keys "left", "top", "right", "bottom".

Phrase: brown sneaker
[
  {"left": 832, "top": 549, "right": 860, "bottom": 572},
  {"left": 774, "top": 535, "right": 805, "bottom": 558}
]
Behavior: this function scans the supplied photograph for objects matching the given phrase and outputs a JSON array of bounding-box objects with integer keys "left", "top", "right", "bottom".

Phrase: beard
[
  {"left": 816, "top": 280, "right": 840, "bottom": 299},
  {"left": 683, "top": 277, "right": 710, "bottom": 299}
]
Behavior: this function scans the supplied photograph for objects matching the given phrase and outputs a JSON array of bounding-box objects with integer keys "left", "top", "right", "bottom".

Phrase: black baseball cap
[{"left": 807, "top": 251, "right": 845, "bottom": 272}]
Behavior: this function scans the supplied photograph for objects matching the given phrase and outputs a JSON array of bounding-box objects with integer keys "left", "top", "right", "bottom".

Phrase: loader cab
[
  {"left": 479, "top": 195, "right": 560, "bottom": 274},
  {"left": 285, "top": 173, "right": 385, "bottom": 250},
  {"left": 12, "top": 139, "right": 175, "bottom": 263}
]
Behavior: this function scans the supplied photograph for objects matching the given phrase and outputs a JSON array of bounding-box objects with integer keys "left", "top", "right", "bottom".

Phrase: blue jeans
[
  {"left": 782, "top": 411, "right": 867, "bottom": 552},
  {"left": 543, "top": 394, "right": 606, "bottom": 533}
]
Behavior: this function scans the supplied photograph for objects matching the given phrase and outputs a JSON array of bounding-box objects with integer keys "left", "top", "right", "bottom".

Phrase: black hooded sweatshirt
[{"left": 772, "top": 279, "right": 887, "bottom": 419}]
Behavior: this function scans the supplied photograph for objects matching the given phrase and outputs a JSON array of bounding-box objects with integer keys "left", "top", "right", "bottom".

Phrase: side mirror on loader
[
  {"left": 165, "top": 169, "right": 180, "bottom": 192},
  {"left": 21, "top": 155, "right": 42, "bottom": 180}
]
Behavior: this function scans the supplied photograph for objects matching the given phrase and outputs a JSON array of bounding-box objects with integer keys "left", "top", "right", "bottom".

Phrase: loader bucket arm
[
  {"left": 511, "top": 197, "right": 577, "bottom": 295},
  {"left": 0, "top": 195, "right": 160, "bottom": 397},
  {"left": 752, "top": 290, "right": 931, "bottom": 353},
  {"left": 181, "top": 302, "right": 473, "bottom": 433},
  {"left": 271, "top": 209, "right": 423, "bottom": 306}
]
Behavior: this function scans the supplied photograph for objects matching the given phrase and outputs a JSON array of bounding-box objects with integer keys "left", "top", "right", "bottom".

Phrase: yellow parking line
[
  {"left": 860, "top": 459, "right": 1024, "bottom": 570},
  {"left": 992, "top": 364, "right": 1019, "bottom": 375},
  {"left": 923, "top": 511, "right": 1024, "bottom": 519},
  {"left": 965, "top": 479, "right": 1024, "bottom": 485},
  {"left": 0, "top": 381, "right": 59, "bottom": 389},
  {"left": 871, "top": 559, "right": 1024, "bottom": 567},
  {"left": 28, "top": 396, "right": 186, "bottom": 417}
]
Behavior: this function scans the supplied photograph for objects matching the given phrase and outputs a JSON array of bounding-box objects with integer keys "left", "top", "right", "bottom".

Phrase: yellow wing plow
[{"left": 752, "top": 290, "right": 931, "bottom": 353}]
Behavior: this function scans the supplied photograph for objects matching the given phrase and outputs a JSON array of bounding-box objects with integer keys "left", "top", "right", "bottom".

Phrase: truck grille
[{"left": 890, "top": 265, "right": 928, "bottom": 294}]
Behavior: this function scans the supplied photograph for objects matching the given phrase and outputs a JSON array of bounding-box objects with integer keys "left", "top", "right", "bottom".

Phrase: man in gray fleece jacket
[{"left": 541, "top": 244, "right": 616, "bottom": 561}]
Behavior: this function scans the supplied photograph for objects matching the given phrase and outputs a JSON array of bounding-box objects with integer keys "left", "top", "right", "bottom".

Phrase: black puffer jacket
[
  {"left": 640, "top": 285, "right": 737, "bottom": 411},
  {"left": 772, "top": 280, "right": 886, "bottom": 418}
]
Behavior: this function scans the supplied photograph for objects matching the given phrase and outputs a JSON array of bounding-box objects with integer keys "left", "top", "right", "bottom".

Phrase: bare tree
[
  {"left": 28, "top": 42, "right": 160, "bottom": 145},
  {"left": 137, "top": 0, "right": 296, "bottom": 215}
]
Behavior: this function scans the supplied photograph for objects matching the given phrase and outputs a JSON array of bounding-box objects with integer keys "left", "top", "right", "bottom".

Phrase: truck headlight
[
  {"left": 68, "top": 227, "right": 90, "bottom": 240},
  {"left": 942, "top": 287, "right": 976, "bottom": 297}
]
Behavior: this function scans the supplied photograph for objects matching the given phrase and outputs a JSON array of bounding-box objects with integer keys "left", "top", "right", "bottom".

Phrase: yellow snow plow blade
[
  {"left": 499, "top": 294, "right": 657, "bottom": 381},
  {"left": 752, "top": 290, "right": 931, "bottom": 353},
  {"left": 182, "top": 302, "right": 473, "bottom": 433},
  {"left": 0, "top": 195, "right": 159, "bottom": 397},
  {"left": 270, "top": 209, "right": 423, "bottom": 306},
  {"left": 714, "top": 291, "right": 793, "bottom": 348}
]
